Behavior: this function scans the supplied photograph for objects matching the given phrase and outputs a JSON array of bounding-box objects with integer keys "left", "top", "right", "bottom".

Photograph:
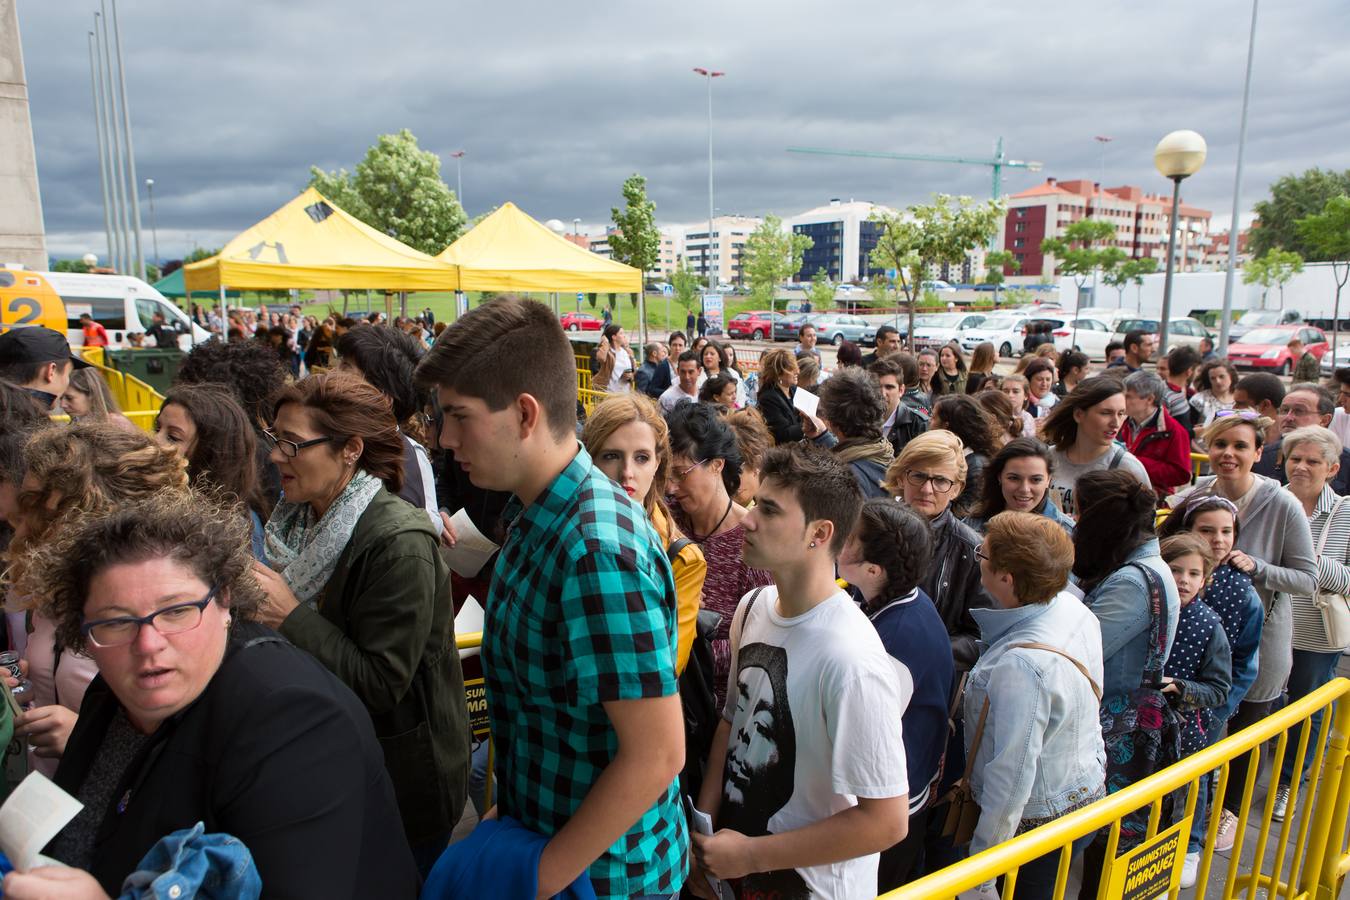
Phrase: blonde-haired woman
[
  {"left": 59, "top": 368, "right": 138, "bottom": 432},
  {"left": 582, "top": 393, "right": 705, "bottom": 674},
  {"left": 755, "top": 347, "right": 803, "bottom": 445},
  {"left": 883, "top": 429, "right": 990, "bottom": 671}
]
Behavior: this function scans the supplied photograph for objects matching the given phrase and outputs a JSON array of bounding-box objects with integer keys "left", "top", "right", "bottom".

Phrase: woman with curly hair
[
  {"left": 8, "top": 424, "right": 189, "bottom": 778},
  {"left": 932, "top": 393, "right": 1004, "bottom": 516},
  {"left": 251, "top": 373, "right": 470, "bottom": 871},
  {"left": 807, "top": 368, "right": 893, "bottom": 499},
  {"left": 10, "top": 492, "right": 418, "bottom": 898}
]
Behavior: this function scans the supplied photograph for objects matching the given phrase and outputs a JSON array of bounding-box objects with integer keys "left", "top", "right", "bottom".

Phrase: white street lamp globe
[
  {"left": 82, "top": 253, "right": 98, "bottom": 267},
  {"left": 1154, "top": 130, "right": 1208, "bottom": 179},
  {"left": 545, "top": 219, "right": 566, "bottom": 234}
]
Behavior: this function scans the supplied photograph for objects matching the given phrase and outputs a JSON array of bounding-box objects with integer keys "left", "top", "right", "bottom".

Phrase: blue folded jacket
[{"left": 420, "top": 817, "right": 596, "bottom": 900}]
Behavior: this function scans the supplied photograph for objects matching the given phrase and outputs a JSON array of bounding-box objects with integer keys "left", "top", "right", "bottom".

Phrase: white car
[
  {"left": 910, "top": 312, "right": 987, "bottom": 351},
  {"left": 922, "top": 280, "right": 958, "bottom": 294},
  {"left": 1019, "top": 313, "right": 1115, "bottom": 360},
  {"left": 959, "top": 310, "right": 1059, "bottom": 358}
]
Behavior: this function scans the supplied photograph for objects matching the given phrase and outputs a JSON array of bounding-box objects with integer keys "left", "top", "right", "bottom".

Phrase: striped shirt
[{"left": 1290, "top": 485, "right": 1350, "bottom": 652}]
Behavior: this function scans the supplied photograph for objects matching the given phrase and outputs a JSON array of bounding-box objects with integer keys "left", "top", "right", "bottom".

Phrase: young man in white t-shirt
[{"left": 691, "top": 443, "right": 909, "bottom": 900}]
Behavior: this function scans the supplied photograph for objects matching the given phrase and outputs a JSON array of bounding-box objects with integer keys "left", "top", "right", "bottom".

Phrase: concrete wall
[{"left": 0, "top": 0, "right": 47, "bottom": 270}]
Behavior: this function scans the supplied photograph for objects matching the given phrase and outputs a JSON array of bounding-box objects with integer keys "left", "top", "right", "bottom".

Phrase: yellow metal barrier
[
  {"left": 882, "top": 677, "right": 1350, "bottom": 900},
  {"left": 579, "top": 387, "right": 606, "bottom": 415},
  {"left": 578, "top": 368, "right": 593, "bottom": 391},
  {"left": 76, "top": 345, "right": 165, "bottom": 433},
  {"left": 1192, "top": 452, "right": 1210, "bottom": 481}
]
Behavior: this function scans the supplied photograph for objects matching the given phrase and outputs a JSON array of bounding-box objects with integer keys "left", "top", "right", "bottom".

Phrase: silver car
[{"left": 808, "top": 313, "right": 877, "bottom": 346}]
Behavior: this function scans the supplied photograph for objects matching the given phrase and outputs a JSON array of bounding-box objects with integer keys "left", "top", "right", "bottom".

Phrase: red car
[
  {"left": 1226, "top": 325, "right": 1329, "bottom": 374},
  {"left": 726, "top": 310, "right": 782, "bottom": 341},
  {"left": 560, "top": 312, "right": 603, "bottom": 332}
]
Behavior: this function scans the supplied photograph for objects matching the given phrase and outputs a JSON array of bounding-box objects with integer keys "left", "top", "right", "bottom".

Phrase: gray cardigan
[{"left": 1181, "top": 474, "right": 1317, "bottom": 702}]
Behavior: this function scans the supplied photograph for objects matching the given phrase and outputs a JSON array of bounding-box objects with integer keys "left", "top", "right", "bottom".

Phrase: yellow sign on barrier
[{"left": 1104, "top": 816, "right": 1190, "bottom": 900}]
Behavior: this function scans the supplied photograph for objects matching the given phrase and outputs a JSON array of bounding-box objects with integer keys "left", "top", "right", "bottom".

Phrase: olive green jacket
[{"left": 281, "top": 488, "right": 470, "bottom": 843}]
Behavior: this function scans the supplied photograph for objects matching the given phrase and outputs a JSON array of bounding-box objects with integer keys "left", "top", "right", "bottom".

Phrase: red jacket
[{"left": 1123, "top": 407, "right": 1192, "bottom": 497}]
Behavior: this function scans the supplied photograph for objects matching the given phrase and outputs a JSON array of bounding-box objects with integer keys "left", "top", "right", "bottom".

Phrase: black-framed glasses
[
  {"left": 262, "top": 429, "right": 338, "bottom": 459},
  {"left": 81, "top": 583, "right": 222, "bottom": 648},
  {"left": 905, "top": 470, "right": 956, "bottom": 494}
]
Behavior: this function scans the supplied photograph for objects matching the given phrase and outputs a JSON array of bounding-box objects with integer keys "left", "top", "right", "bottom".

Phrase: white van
[{"left": 41, "top": 271, "right": 210, "bottom": 350}]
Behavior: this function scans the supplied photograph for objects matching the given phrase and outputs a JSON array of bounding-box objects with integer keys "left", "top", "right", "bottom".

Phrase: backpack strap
[
  {"left": 1107, "top": 444, "right": 1126, "bottom": 470},
  {"left": 728, "top": 587, "right": 769, "bottom": 655},
  {"left": 1008, "top": 641, "right": 1102, "bottom": 701},
  {"left": 667, "top": 537, "right": 694, "bottom": 563}
]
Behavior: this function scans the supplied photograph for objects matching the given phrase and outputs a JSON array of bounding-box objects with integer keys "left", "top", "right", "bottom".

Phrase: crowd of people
[{"left": 1, "top": 302, "right": 1349, "bottom": 900}]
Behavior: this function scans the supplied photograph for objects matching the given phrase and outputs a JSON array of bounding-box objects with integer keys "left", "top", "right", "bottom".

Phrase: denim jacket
[
  {"left": 120, "top": 823, "right": 261, "bottom": 900},
  {"left": 965, "top": 591, "right": 1106, "bottom": 855},
  {"left": 1081, "top": 540, "right": 1181, "bottom": 704}
]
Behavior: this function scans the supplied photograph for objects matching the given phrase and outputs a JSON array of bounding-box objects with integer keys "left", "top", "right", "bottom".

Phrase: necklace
[{"left": 689, "top": 496, "right": 735, "bottom": 543}]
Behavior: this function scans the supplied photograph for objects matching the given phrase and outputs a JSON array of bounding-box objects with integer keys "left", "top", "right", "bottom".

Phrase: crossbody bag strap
[
  {"left": 961, "top": 697, "right": 991, "bottom": 783},
  {"left": 1315, "top": 496, "right": 1349, "bottom": 559},
  {"left": 1008, "top": 641, "right": 1103, "bottom": 701}
]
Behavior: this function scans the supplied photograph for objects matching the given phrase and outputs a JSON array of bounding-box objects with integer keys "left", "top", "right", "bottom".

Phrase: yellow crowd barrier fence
[
  {"left": 74, "top": 346, "right": 164, "bottom": 434},
  {"left": 883, "top": 677, "right": 1350, "bottom": 900}
]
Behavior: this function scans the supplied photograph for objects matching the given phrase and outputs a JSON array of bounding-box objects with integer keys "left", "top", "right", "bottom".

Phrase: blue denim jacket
[
  {"left": 1082, "top": 540, "right": 1181, "bottom": 704},
  {"left": 965, "top": 591, "right": 1106, "bottom": 855},
  {"left": 119, "top": 822, "right": 260, "bottom": 900}
]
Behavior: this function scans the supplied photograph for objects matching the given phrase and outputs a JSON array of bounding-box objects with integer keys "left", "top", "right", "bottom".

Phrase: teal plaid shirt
[{"left": 484, "top": 445, "right": 687, "bottom": 898}]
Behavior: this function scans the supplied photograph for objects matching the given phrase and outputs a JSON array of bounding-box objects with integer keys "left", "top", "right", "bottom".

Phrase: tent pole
[
  {"left": 219, "top": 285, "right": 226, "bottom": 340},
  {"left": 187, "top": 288, "right": 197, "bottom": 346}
]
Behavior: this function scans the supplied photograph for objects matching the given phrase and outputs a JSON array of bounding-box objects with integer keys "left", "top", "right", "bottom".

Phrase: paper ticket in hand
[
  {"left": 791, "top": 388, "right": 819, "bottom": 419},
  {"left": 0, "top": 772, "right": 83, "bottom": 871},
  {"left": 442, "top": 508, "right": 500, "bottom": 578}
]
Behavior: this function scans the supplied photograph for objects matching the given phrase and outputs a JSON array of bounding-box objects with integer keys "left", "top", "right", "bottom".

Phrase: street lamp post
[
  {"left": 693, "top": 67, "right": 724, "bottom": 295},
  {"left": 145, "top": 178, "right": 159, "bottom": 265},
  {"left": 1219, "top": 0, "right": 1260, "bottom": 356},
  {"left": 450, "top": 150, "right": 465, "bottom": 211},
  {"left": 1153, "top": 130, "right": 1208, "bottom": 356},
  {"left": 1090, "top": 135, "right": 1113, "bottom": 304}
]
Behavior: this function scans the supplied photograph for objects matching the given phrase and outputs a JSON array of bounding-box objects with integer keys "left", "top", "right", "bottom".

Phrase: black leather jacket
[{"left": 920, "top": 507, "right": 993, "bottom": 672}]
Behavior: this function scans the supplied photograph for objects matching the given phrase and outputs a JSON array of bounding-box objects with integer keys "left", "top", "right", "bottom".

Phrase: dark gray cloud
[{"left": 17, "top": 0, "right": 1350, "bottom": 258}]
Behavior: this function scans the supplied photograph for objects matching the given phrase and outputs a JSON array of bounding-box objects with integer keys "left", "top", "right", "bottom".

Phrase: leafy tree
[
  {"left": 671, "top": 258, "right": 703, "bottom": 315},
  {"left": 870, "top": 196, "right": 1004, "bottom": 342},
  {"left": 1243, "top": 248, "right": 1305, "bottom": 309},
  {"left": 609, "top": 174, "right": 660, "bottom": 342},
  {"left": 308, "top": 129, "right": 467, "bottom": 255},
  {"left": 741, "top": 216, "right": 812, "bottom": 320},
  {"left": 807, "top": 268, "right": 835, "bottom": 311},
  {"left": 51, "top": 258, "right": 91, "bottom": 273},
  {"left": 1252, "top": 168, "right": 1350, "bottom": 259},
  {"left": 982, "top": 250, "right": 1021, "bottom": 306},
  {"left": 864, "top": 277, "right": 891, "bottom": 309},
  {"left": 1297, "top": 195, "right": 1350, "bottom": 366},
  {"left": 184, "top": 246, "right": 220, "bottom": 264},
  {"left": 1040, "top": 219, "right": 1119, "bottom": 301},
  {"left": 1103, "top": 257, "right": 1159, "bottom": 309}
]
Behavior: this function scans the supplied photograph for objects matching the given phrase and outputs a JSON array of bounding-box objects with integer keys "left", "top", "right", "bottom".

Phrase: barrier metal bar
[{"left": 881, "top": 679, "right": 1350, "bottom": 900}]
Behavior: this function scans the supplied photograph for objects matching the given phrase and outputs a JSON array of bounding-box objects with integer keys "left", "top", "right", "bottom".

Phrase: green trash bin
[{"left": 104, "top": 348, "right": 185, "bottom": 396}]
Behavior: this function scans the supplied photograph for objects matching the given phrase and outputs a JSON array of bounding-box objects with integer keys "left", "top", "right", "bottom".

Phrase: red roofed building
[{"left": 1002, "top": 177, "right": 1211, "bottom": 278}]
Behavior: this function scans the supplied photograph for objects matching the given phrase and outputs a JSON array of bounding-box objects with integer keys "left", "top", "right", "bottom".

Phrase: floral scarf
[{"left": 263, "top": 469, "right": 383, "bottom": 607}]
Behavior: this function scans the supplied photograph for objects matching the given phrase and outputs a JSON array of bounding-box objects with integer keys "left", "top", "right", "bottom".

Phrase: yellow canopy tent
[
  {"left": 182, "top": 188, "right": 458, "bottom": 292},
  {"left": 437, "top": 202, "right": 641, "bottom": 294}
]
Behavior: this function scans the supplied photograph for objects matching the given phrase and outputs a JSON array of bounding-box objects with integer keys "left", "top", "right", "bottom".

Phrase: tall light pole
[
  {"left": 87, "top": 31, "right": 114, "bottom": 269},
  {"left": 95, "top": 11, "right": 125, "bottom": 273},
  {"left": 450, "top": 150, "right": 465, "bottom": 212},
  {"left": 1154, "top": 130, "right": 1208, "bottom": 355},
  {"left": 693, "top": 67, "right": 724, "bottom": 294},
  {"left": 1219, "top": 0, "right": 1259, "bottom": 356},
  {"left": 145, "top": 178, "right": 159, "bottom": 265},
  {"left": 1091, "top": 135, "right": 1113, "bottom": 303},
  {"left": 110, "top": 0, "right": 144, "bottom": 281}
]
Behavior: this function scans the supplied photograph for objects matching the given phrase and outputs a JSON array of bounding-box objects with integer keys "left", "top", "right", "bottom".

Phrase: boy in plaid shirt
[{"left": 417, "top": 296, "right": 687, "bottom": 899}]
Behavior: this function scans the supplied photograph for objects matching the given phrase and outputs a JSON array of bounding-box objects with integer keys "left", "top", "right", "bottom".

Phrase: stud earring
[{"left": 809, "top": 541, "right": 817, "bottom": 549}]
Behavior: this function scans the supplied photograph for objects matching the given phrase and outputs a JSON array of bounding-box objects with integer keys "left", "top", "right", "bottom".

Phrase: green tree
[
  {"left": 1103, "top": 257, "right": 1159, "bottom": 309},
  {"left": 807, "top": 268, "right": 835, "bottom": 311},
  {"left": 51, "top": 258, "right": 91, "bottom": 274},
  {"left": 1252, "top": 168, "right": 1350, "bottom": 259},
  {"left": 1040, "top": 219, "right": 1119, "bottom": 302},
  {"left": 608, "top": 174, "right": 660, "bottom": 343},
  {"left": 870, "top": 196, "right": 1004, "bottom": 342},
  {"left": 1243, "top": 248, "right": 1305, "bottom": 309},
  {"left": 741, "top": 216, "right": 812, "bottom": 320},
  {"left": 184, "top": 246, "right": 220, "bottom": 264},
  {"left": 308, "top": 129, "right": 467, "bottom": 255},
  {"left": 982, "top": 250, "right": 1021, "bottom": 306},
  {"left": 1297, "top": 195, "right": 1350, "bottom": 366},
  {"left": 671, "top": 258, "right": 703, "bottom": 316}
]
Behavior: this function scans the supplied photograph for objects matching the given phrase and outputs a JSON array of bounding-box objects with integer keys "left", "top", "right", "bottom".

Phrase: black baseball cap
[{"left": 0, "top": 327, "right": 91, "bottom": 369}]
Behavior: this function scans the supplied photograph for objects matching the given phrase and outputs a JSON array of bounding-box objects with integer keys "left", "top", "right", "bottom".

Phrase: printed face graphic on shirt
[{"left": 722, "top": 642, "right": 796, "bottom": 834}]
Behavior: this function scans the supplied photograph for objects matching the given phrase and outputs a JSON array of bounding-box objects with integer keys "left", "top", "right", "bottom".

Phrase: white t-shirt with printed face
[{"left": 720, "top": 587, "right": 909, "bottom": 900}]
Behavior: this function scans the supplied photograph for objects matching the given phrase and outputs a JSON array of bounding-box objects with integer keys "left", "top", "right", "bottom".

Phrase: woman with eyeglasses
[
  {"left": 12, "top": 492, "right": 418, "bottom": 898},
  {"left": 1163, "top": 410, "right": 1316, "bottom": 850},
  {"left": 881, "top": 430, "right": 992, "bottom": 673},
  {"left": 252, "top": 372, "right": 470, "bottom": 875},
  {"left": 666, "top": 402, "right": 772, "bottom": 708}
]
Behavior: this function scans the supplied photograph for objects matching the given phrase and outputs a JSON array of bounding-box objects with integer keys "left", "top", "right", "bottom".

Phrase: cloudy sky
[{"left": 16, "top": 0, "right": 1350, "bottom": 260}]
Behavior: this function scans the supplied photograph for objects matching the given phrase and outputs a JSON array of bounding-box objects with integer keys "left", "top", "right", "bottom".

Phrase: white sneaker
[
  {"left": 1272, "top": 783, "right": 1291, "bottom": 822},
  {"left": 1215, "top": 808, "right": 1239, "bottom": 852},
  {"left": 1180, "top": 851, "right": 1200, "bottom": 889}
]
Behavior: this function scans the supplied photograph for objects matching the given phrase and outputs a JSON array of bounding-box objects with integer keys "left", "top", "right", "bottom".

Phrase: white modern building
[{"left": 784, "top": 199, "right": 896, "bottom": 284}]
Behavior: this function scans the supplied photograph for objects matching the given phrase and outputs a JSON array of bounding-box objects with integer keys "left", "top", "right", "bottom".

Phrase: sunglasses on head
[{"left": 1213, "top": 409, "right": 1260, "bottom": 420}]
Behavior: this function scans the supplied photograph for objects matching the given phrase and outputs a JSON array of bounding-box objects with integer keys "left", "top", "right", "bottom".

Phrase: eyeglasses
[
  {"left": 974, "top": 545, "right": 990, "bottom": 562},
  {"left": 668, "top": 459, "right": 707, "bottom": 484},
  {"left": 905, "top": 470, "right": 956, "bottom": 494},
  {"left": 262, "top": 429, "right": 338, "bottom": 459},
  {"left": 1213, "top": 409, "right": 1260, "bottom": 421},
  {"left": 81, "top": 584, "right": 222, "bottom": 648},
  {"left": 1277, "top": 404, "right": 1317, "bottom": 418}
]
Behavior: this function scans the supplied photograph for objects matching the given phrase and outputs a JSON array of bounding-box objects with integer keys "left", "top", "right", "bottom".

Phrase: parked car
[
  {"left": 959, "top": 310, "right": 1057, "bottom": 358},
  {"left": 909, "top": 312, "right": 987, "bottom": 351},
  {"left": 922, "top": 280, "right": 958, "bottom": 294},
  {"left": 1321, "top": 335, "right": 1350, "bottom": 376},
  {"left": 1111, "top": 316, "right": 1212, "bottom": 352},
  {"left": 1052, "top": 316, "right": 1116, "bottom": 360},
  {"left": 726, "top": 310, "right": 784, "bottom": 341},
  {"left": 809, "top": 313, "right": 877, "bottom": 346},
  {"left": 1229, "top": 308, "right": 1303, "bottom": 342},
  {"left": 835, "top": 284, "right": 862, "bottom": 297},
  {"left": 773, "top": 313, "right": 813, "bottom": 342},
  {"left": 560, "top": 311, "right": 603, "bottom": 332},
  {"left": 1227, "top": 325, "right": 1329, "bottom": 374}
]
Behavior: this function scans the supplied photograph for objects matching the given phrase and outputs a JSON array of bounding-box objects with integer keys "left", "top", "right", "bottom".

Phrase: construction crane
[{"left": 786, "top": 136, "right": 1042, "bottom": 200}]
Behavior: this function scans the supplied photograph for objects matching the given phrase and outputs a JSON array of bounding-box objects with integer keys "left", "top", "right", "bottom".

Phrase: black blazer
[
  {"left": 758, "top": 384, "right": 804, "bottom": 444},
  {"left": 54, "top": 623, "right": 419, "bottom": 898}
]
